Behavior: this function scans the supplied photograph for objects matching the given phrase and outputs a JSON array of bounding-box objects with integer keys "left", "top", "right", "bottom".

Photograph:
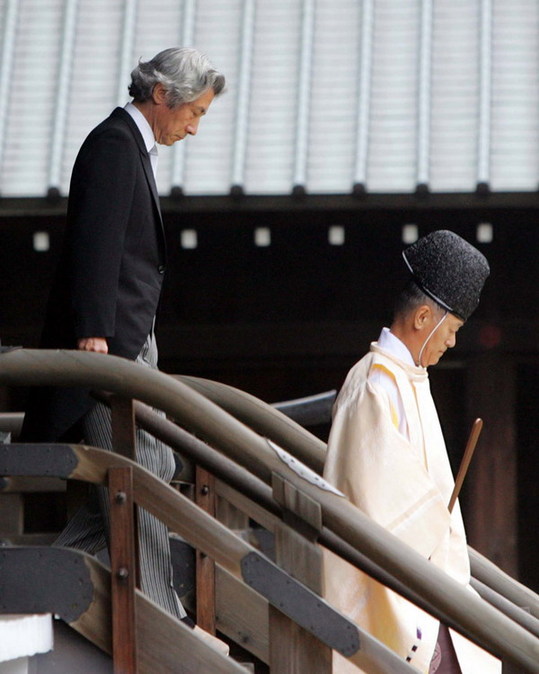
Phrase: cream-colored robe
[{"left": 323, "top": 343, "right": 501, "bottom": 674}]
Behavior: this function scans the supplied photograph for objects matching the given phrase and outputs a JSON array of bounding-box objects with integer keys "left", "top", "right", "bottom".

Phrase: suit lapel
[
  {"left": 110, "top": 108, "right": 164, "bottom": 229},
  {"left": 139, "top": 145, "right": 163, "bottom": 226}
]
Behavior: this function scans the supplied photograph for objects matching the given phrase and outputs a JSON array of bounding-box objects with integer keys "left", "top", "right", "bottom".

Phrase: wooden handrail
[
  {"left": 129, "top": 398, "right": 518, "bottom": 636},
  {"left": 1, "top": 349, "right": 539, "bottom": 671},
  {"left": 4, "top": 399, "right": 539, "bottom": 632},
  {"left": 470, "top": 547, "right": 539, "bottom": 619},
  {"left": 175, "top": 374, "right": 327, "bottom": 474},
  {"left": 0, "top": 411, "right": 23, "bottom": 438},
  {"left": 0, "top": 443, "right": 417, "bottom": 674},
  {"left": 272, "top": 389, "right": 336, "bottom": 426}
]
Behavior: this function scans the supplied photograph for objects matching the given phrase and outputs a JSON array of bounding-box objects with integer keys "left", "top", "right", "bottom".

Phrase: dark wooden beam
[{"left": 465, "top": 352, "right": 518, "bottom": 578}]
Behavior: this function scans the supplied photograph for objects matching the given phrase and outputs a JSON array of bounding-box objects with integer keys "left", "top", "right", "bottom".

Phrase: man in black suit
[
  {"left": 24, "top": 47, "right": 225, "bottom": 440},
  {"left": 22, "top": 47, "right": 227, "bottom": 649}
]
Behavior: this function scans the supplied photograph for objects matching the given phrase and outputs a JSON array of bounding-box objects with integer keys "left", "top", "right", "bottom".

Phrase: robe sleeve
[{"left": 324, "top": 378, "right": 451, "bottom": 561}]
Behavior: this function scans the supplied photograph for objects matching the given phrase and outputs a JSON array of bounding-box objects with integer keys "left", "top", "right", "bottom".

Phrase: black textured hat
[{"left": 402, "top": 230, "right": 490, "bottom": 321}]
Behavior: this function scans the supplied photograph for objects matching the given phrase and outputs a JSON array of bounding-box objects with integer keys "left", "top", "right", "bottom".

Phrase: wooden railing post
[
  {"left": 269, "top": 473, "right": 332, "bottom": 673},
  {"left": 110, "top": 395, "right": 137, "bottom": 461},
  {"left": 195, "top": 465, "right": 217, "bottom": 634},
  {"left": 110, "top": 395, "right": 139, "bottom": 672},
  {"left": 110, "top": 394, "right": 140, "bottom": 588},
  {"left": 108, "top": 465, "right": 138, "bottom": 674}
]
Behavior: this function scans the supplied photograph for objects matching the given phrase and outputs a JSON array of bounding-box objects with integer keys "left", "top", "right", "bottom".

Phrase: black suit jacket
[{"left": 22, "top": 108, "right": 167, "bottom": 441}]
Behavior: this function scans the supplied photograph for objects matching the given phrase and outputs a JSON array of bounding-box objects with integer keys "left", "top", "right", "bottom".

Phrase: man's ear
[
  {"left": 152, "top": 83, "right": 167, "bottom": 105},
  {"left": 413, "top": 304, "right": 432, "bottom": 331}
]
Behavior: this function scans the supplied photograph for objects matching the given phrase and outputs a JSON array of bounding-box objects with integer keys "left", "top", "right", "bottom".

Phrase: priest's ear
[{"left": 413, "top": 304, "right": 434, "bottom": 331}]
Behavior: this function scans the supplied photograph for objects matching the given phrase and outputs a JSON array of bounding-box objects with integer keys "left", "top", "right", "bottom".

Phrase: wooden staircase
[{"left": 0, "top": 348, "right": 538, "bottom": 673}]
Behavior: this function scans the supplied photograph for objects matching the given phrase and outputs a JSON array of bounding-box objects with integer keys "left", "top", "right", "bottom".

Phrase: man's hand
[{"left": 77, "top": 337, "right": 109, "bottom": 354}]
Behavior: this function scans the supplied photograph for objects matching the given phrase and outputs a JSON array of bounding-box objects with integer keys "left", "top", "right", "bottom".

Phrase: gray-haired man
[{"left": 22, "top": 48, "right": 227, "bottom": 651}]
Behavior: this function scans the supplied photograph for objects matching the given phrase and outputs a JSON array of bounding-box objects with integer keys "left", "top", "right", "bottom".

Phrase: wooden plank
[
  {"left": 216, "top": 494, "right": 250, "bottom": 530},
  {"left": 215, "top": 564, "right": 269, "bottom": 664},
  {"left": 274, "top": 524, "right": 324, "bottom": 592},
  {"left": 272, "top": 473, "right": 323, "bottom": 536},
  {"left": 466, "top": 354, "right": 518, "bottom": 577},
  {"left": 0, "top": 532, "right": 57, "bottom": 545},
  {"left": 195, "top": 465, "right": 216, "bottom": 634},
  {"left": 269, "top": 523, "right": 331, "bottom": 673},
  {"left": 269, "top": 608, "right": 332, "bottom": 673},
  {"left": 215, "top": 479, "right": 278, "bottom": 533},
  {"left": 108, "top": 466, "right": 138, "bottom": 674},
  {"left": 269, "top": 475, "right": 331, "bottom": 674},
  {"left": 110, "top": 396, "right": 137, "bottom": 461},
  {"left": 0, "top": 476, "right": 66, "bottom": 492},
  {"left": 135, "top": 591, "right": 247, "bottom": 674},
  {"left": 70, "top": 554, "right": 247, "bottom": 674}
]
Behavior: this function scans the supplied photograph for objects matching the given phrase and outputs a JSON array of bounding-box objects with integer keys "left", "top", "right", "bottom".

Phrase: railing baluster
[
  {"left": 110, "top": 394, "right": 140, "bottom": 587},
  {"left": 195, "top": 465, "right": 216, "bottom": 634},
  {"left": 109, "top": 465, "right": 138, "bottom": 674}
]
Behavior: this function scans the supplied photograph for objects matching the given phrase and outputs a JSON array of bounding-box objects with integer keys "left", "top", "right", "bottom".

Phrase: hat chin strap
[{"left": 417, "top": 311, "right": 448, "bottom": 368}]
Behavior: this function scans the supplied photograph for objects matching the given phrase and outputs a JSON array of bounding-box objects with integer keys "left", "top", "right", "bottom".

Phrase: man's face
[
  {"left": 421, "top": 311, "right": 464, "bottom": 367},
  {"left": 154, "top": 88, "right": 215, "bottom": 146}
]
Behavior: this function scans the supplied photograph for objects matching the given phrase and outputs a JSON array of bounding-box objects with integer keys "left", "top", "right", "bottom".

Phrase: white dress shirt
[{"left": 124, "top": 102, "right": 158, "bottom": 178}]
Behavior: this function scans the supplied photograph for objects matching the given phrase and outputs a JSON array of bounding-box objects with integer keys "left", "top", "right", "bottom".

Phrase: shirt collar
[
  {"left": 124, "top": 101, "right": 156, "bottom": 153},
  {"left": 377, "top": 327, "right": 416, "bottom": 367}
]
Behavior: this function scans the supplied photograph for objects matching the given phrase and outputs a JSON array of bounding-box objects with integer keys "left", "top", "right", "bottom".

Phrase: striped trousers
[{"left": 54, "top": 330, "right": 187, "bottom": 620}]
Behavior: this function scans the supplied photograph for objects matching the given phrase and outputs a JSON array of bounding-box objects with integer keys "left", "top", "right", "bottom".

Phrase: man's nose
[{"left": 186, "top": 119, "right": 200, "bottom": 135}]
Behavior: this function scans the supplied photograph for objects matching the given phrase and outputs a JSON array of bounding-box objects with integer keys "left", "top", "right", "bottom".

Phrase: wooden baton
[{"left": 448, "top": 417, "right": 483, "bottom": 513}]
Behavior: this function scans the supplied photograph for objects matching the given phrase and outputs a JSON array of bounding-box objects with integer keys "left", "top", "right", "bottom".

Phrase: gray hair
[
  {"left": 128, "top": 47, "right": 225, "bottom": 107},
  {"left": 393, "top": 279, "right": 446, "bottom": 322}
]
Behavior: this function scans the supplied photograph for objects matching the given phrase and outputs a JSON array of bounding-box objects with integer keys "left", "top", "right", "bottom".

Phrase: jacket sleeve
[{"left": 66, "top": 126, "right": 138, "bottom": 340}]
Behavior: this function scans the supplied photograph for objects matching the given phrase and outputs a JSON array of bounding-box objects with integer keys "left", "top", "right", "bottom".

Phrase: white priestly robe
[{"left": 323, "top": 331, "right": 501, "bottom": 674}]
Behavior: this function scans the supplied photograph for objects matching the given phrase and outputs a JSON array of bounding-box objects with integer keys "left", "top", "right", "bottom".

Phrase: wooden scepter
[{"left": 448, "top": 417, "right": 483, "bottom": 513}]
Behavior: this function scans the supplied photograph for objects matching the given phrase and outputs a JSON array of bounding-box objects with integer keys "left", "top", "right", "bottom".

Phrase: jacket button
[{"left": 158, "top": 265, "right": 165, "bottom": 274}]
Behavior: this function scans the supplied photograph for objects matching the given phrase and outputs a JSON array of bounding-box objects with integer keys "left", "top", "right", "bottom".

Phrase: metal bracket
[
  {"left": 0, "top": 546, "right": 94, "bottom": 622},
  {"left": 241, "top": 551, "right": 360, "bottom": 657},
  {"left": 267, "top": 438, "right": 344, "bottom": 497},
  {"left": 0, "top": 443, "right": 78, "bottom": 478}
]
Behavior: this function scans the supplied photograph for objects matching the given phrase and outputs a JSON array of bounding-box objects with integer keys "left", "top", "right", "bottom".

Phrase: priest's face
[{"left": 420, "top": 311, "right": 464, "bottom": 367}]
